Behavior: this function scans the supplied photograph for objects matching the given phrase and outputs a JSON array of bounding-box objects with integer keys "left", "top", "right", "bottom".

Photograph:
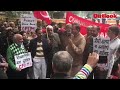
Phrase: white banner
[
  {"left": 21, "top": 14, "right": 37, "bottom": 32},
  {"left": 93, "top": 37, "right": 110, "bottom": 56},
  {"left": 14, "top": 52, "right": 32, "bottom": 69}
]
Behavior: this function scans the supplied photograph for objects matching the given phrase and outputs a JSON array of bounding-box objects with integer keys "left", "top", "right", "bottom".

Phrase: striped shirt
[
  {"left": 73, "top": 64, "right": 93, "bottom": 79},
  {"left": 35, "top": 42, "right": 44, "bottom": 57}
]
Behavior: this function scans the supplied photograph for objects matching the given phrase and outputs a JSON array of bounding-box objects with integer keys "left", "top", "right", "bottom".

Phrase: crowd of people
[{"left": 0, "top": 19, "right": 120, "bottom": 79}]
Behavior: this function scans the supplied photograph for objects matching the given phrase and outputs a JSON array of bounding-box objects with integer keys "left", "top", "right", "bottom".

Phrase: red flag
[{"left": 33, "top": 11, "right": 51, "bottom": 25}]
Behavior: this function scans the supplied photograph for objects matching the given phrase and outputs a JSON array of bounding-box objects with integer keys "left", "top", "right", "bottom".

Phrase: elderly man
[
  {"left": 7, "top": 34, "right": 28, "bottom": 79},
  {"left": 42, "top": 25, "right": 61, "bottom": 78},
  {"left": 66, "top": 23, "right": 86, "bottom": 77},
  {"left": 51, "top": 51, "right": 99, "bottom": 79}
]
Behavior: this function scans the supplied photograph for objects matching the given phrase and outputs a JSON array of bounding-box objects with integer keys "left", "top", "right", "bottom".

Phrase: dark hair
[
  {"left": 72, "top": 23, "right": 80, "bottom": 32},
  {"left": 35, "top": 28, "right": 41, "bottom": 33},
  {"left": 58, "top": 23, "right": 62, "bottom": 28},
  {"left": 19, "top": 31, "right": 26, "bottom": 36},
  {"left": 52, "top": 51, "right": 73, "bottom": 72},
  {"left": 111, "top": 59, "right": 120, "bottom": 76},
  {"left": 51, "top": 22, "right": 56, "bottom": 26},
  {"left": 109, "top": 25, "right": 120, "bottom": 36}
]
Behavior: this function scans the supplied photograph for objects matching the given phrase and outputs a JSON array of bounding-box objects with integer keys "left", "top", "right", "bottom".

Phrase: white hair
[
  {"left": 46, "top": 25, "right": 53, "bottom": 30},
  {"left": 13, "top": 34, "right": 22, "bottom": 42}
]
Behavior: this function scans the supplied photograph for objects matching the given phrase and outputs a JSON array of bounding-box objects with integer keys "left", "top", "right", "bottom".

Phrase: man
[
  {"left": 0, "top": 54, "right": 8, "bottom": 79},
  {"left": 58, "top": 23, "right": 72, "bottom": 50},
  {"left": 7, "top": 34, "right": 28, "bottom": 79},
  {"left": 91, "top": 26, "right": 108, "bottom": 79},
  {"left": 66, "top": 23, "right": 86, "bottom": 77},
  {"left": 42, "top": 25, "right": 61, "bottom": 78},
  {"left": 29, "top": 29, "right": 48, "bottom": 79},
  {"left": 46, "top": 25, "right": 61, "bottom": 54},
  {"left": 108, "top": 46, "right": 120, "bottom": 79},
  {"left": 9, "top": 22, "right": 19, "bottom": 34},
  {"left": 83, "top": 25, "right": 93, "bottom": 65},
  {"left": 51, "top": 22, "right": 59, "bottom": 33},
  {"left": 51, "top": 51, "right": 99, "bottom": 79},
  {"left": 107, "top": 25, "right": 120, "bottom": 78}
]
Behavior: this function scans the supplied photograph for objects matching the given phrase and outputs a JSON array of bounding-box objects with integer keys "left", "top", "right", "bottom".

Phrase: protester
[
  {"left": 107, "top": 25, "right": 120, "bottom": 78},
  {"left": 9, "top": 22, "right": 19, "bottom": 34},
  {"left": 51, "top": 51, "right": 99, "bottom": 79},
  {"left": 58, "top": 23, "right": 72, "bottom": 50},
  {"left": 51, "top": 22, "right": 59, "bottom": 33},
  {"left": 91, "top": 26, "right": 108, "bottom": 79},
  {"left": 108, "top": 46, "right": 120, "bottom": 79},
  {"left": 7, "top": 34, "right": 28, "bottom": 79},
  {"left": 29, "top": 28, "right": 48, "bottom": 79},
  {"left": 66, "top": 23, "right": 86, "bottom": 77},
  {"left": 37, "top": 19, "right": 42, "bottom": 29},
  {"left": 0, "top": 54, "right": 8, "bottom": 79},
  {"left": 27, "top": 31, "right": 37, "bottom": 40},
  {"left": 20, "top": 31, "right": 30, "bottom": 51},
  {"left": 42, "top": 25, "right": 61, "bottom": 78},
  {"left": 83, "top": 26, "right": 93, "bottom": 65}
]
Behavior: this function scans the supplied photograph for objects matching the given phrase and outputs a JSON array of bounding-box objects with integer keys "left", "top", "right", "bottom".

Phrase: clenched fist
[{"left": 87, "top": 52, "right": 99, "bottom": 68}]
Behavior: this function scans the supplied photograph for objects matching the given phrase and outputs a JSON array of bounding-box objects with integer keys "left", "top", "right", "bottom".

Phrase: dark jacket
[
  {"left": 0, "top": 54, "right": 8, "bottom": 79},
  {"left": 42, "top": 33, "right": 61, "bottom": 55},
  {"left": 29, "top": 36, "right": 50, "bottom": 60},
  {"left": 50, "top": 73, "right": 72, "bottom": 79},
  {"left": 23, "top": 39, "right": 29, "bottom": 51}
]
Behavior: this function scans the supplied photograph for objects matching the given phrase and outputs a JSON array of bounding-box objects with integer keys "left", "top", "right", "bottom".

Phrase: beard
[{"left": 17, "top": 42, "right": 23, "bottom": 47}]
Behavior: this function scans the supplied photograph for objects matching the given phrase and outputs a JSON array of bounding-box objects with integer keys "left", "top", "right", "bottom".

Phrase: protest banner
[
  {"left": 21, "top": 14, "right": 37, "bottom": 32},
  {"left": 66, "top": 12, "right": 110, "bottom": 37},
  {"left": 93, "top": 37, "right": 110, "bottom": 56},
  {"left": 14, "top": 52, "right": 32, "bottom": 69}
]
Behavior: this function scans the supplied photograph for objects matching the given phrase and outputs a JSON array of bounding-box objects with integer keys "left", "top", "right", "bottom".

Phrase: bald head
[
  {"left": 13, "top": 34, "right": 23, "bottom": 44},
  {"left": 52, "top": 51, "right": 73, "bottom": 73}
]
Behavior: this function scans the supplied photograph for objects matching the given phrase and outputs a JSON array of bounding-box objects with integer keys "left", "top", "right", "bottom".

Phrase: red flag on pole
[{"left": 33, "top": 11, "right": 51, "bottom": 25}]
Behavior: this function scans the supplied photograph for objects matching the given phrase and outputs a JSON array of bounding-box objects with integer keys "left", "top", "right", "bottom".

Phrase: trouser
[
  {"left": 27, "top": 66, "right": 34, "bottom": 79},
  {"left": 33, "top": 57, "right": 46, "bottom": 79},
  {"left": 7, "top": 67, "right": 27, "bottom": 79},
  {"left": 94, "top": 63, "right": 108, "bottom": 79},
  {"left": 0, "top": 69, "right": 8, "bottom": 79}
]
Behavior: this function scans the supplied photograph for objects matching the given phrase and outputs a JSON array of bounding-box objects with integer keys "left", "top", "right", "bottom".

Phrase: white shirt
[
  {"left": 107, "top": 37, "right": 120, "bottom": 70},
  {"left": 106, "top": 37, "right": 120, "bottom": 78}
]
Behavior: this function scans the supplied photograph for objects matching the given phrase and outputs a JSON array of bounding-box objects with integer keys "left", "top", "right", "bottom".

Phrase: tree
[{"left": 48, "top": 11, "right": 65, "bottom": 19}]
